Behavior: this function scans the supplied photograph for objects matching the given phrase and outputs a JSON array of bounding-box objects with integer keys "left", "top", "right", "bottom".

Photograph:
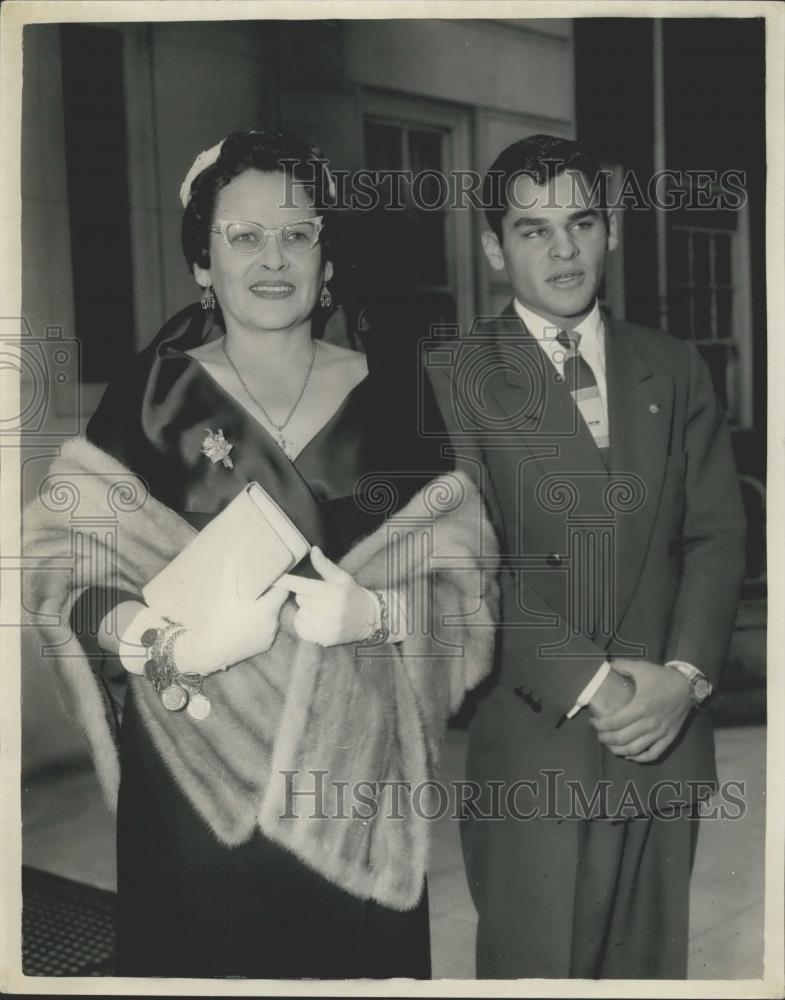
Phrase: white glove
[
  {"left": 178, "top": 555, "right": 289, "bottom": 673},
  {"left": 119, "top": 555, "right": 288, "bottom": 676},
  {"left": 277, "top": 546, "right": 379, "bottom": 647}
]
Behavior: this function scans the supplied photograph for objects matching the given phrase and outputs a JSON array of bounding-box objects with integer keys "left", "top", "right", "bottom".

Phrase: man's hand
[
  {"left": 588, "top": 669, "right": 634, "bottom": 716},
  {"left": 589, "top": 659, "right": 693, "bottom": 763}
]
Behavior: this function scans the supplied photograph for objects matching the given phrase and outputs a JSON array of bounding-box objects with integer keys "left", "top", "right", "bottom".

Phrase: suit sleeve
[
  {"left": 506, "top": 580, "right": 608, "bottom": 724},
  {"left": 664, "top": 340, "right": 746, "bottom": 683}
]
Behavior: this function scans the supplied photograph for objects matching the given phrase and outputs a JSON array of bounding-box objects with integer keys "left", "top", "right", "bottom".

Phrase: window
[
  {"left": 669, "top": 226, "right": 734, "bottom": 340},
  {"left": 364, "top": 120, "right": 450, "bottom": 302},
  {"left": 362, "top": 95, "right": 474, "bottom": 331},
  {"left": 667, "top": 203, "right": 753, "bottom": 426}
]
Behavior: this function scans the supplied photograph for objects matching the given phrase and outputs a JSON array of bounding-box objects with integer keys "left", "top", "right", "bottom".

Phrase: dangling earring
[
  {"left": 201, "top": 285, "right": 216, "bottom": 311},
  {"left": 319, "top": 283, "right": 333, "bottom": 310}
]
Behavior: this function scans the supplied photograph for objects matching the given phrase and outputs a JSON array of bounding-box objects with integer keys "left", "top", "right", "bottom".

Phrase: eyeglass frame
[{"left": 209, "top": 216, "right": 325, "bottom": 255}]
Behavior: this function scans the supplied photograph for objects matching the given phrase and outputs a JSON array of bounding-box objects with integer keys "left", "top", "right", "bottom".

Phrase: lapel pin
[{"left": 649, "top": 403, "right": 661, "bottom": 414}]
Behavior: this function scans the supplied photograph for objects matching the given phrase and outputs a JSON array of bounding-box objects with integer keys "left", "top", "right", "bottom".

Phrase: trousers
[{"left": 467, "top": 811, "right": 700, "bottom": 979}]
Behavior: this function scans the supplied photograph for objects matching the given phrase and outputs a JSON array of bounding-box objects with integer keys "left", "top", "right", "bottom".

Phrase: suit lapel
[
  {"left": 486, "top": 305, "right": 609, "bottom": 479},
  {"left": 484, "top": 305, "right": 674, "bottom": 633},
  {"left": 604, "top": 315, "right": 673, "bottom": 625}
]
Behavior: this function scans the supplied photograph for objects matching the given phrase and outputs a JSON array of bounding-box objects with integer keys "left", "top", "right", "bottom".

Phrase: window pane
[
  {"left": 714, "top": 233, "right": 732, "bottom": 286},
  {"left": 669, "top": 286, "right": 693, "bottom": 337},
  {"left": 365, "top": 121, "right": 402, "bottom": 172},
  {"left": 364, "top": 117, "right": 451, "bottom": 298},
  {"left": 409, "top": 128, "right": 443, "bottom": 173},
  {"left": 669, "top": 228, "right": 690, "bottom": 285},
  {"left": 693, "top": 232, "right": 710, "bottom": 288},
  {"left": 408, "top": 130, "right": 444, "bottom": 207},
  {"left": 410, "top": 210, "right": 447, "bottom": 286},
  {"left": 716, "top": 288, "right": 734, "bottom": 339},
  {"left": 693, "top": 286, "right": 712, "bottom": 337},
  {"left": 695, "top": 343, "right": 730, "bottom": 412}
]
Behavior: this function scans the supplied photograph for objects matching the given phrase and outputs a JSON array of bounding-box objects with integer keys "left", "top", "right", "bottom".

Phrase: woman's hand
[
  {"left": 277, "top": 546, "right": 378, "bottom": 647},
  {"left": 175, "top": 555, "right": 289, "bottom": 674}
]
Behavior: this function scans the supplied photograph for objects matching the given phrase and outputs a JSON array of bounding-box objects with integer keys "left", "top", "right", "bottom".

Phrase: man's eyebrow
[
  {"left": 511, "top": 216, "right": 549, "bottom": 229},
  {"left": 510, "top": 208, "right": 600, "bottom": 230}
]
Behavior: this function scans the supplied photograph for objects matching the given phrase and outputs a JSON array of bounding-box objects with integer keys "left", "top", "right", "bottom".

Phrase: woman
[{"left": 24, "top": 131, "right": 497, "bottom": 979}]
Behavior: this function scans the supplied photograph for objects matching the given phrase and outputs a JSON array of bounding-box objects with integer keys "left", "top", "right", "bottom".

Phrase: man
[{"left": 427, "top": 135, "right": 746, "bottom": 978}]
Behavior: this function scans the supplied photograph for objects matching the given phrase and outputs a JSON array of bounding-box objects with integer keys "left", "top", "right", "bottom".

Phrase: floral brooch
[{"left": 201, "top": 428, "right": 234, "bottom": 469}]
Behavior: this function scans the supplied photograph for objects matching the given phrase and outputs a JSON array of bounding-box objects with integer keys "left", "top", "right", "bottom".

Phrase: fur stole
[{"left": 23, "top": 436, "right": 498, "bottom": 910}]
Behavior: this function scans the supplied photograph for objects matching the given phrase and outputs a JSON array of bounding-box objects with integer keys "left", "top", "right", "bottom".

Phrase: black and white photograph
[{"left": 1, "top": 0, "right": 782, "bottom": 993}]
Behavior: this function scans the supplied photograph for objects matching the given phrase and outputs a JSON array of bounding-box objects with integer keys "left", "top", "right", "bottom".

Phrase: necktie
[{"left": 556, "top": 330, "right": 610, "bottom": 468}]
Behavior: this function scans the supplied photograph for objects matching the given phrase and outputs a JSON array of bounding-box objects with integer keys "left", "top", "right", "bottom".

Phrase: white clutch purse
[{"left": 142, "top": 482, "right": 310, "bottom": 630}]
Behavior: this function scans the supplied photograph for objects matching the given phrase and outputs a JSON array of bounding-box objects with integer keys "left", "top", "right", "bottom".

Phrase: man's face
[{"left": 482, "top": 169, "right": 617, "bottom": 327}]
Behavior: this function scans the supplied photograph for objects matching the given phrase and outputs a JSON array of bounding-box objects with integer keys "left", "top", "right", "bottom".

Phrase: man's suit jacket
[{"left": 427, "top": 306, "right": 746, "bottom": 817}]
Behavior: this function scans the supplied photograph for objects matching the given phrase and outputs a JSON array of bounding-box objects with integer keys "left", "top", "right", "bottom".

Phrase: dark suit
[{"left": 427, "top": 306, "right": 746, "bottom": 978}]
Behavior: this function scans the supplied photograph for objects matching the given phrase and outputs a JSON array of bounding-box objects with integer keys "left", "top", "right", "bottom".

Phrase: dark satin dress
[{"left": 85, "top": 305, "right": 450, "bottom": 979}]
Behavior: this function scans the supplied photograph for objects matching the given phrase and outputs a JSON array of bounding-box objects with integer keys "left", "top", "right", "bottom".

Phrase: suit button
[{"left": 546, "top": 553, "right": 562, "bottom": 568}]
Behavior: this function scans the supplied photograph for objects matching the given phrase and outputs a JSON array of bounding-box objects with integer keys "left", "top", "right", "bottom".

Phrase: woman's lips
[{"left": 249, "top": 281, "right": 295, "bottom": 298}]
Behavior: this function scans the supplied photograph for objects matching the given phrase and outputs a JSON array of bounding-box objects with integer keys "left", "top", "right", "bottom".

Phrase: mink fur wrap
[{"left": 23, "top": 436, "right": 498, "bottom": 910}]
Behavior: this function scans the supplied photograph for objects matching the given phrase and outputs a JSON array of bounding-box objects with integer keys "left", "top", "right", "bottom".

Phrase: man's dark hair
[
  {"left": 483, "top": 134, "right": 609, "bottom": 239},
  {"left": 181, "top": 129, "right": 334, "bottom": 270}
]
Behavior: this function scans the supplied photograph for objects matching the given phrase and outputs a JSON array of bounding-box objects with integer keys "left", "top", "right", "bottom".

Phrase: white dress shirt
[{"left": 514, "top": 298, "right": 609, "bottom": 428}]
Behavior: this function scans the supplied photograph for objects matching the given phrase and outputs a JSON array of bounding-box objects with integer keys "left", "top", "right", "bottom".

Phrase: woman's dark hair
[
  {"left": 181, "top": 130, "right": 335, "bottom": 271},
  {"left": 483, "top": 134, "right": 609, "bottom": 239}
]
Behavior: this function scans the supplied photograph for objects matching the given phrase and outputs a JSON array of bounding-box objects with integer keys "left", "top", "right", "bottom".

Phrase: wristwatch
[{"left": 666, "top": 660, "right": 714, "bottom": 707}]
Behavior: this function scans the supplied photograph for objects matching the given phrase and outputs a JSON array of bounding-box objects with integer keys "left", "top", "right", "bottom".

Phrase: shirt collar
[{"left": 513, "top": 299, "right": 603, "bottom": 362}]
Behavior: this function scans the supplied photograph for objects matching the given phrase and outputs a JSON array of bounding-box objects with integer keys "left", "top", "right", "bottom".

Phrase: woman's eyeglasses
[{"left": 210, "top": 217, "right": 324, "bottom": 255}]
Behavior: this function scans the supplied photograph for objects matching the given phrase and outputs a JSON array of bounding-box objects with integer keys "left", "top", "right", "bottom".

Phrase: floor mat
[{"left": 22, "top": 866, "right": 116, "bottom": 976}]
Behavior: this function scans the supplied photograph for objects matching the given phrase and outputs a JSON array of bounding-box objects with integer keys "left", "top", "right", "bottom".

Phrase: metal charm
[
  {"left": 161, "top": 684, "right": 188, "bottom": 712},
  {"left": 143, "top": 659, "right": 161, "bottom": 689},
  {"left": 186, "top": 693, "right": 212, "bottom": 720}
]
